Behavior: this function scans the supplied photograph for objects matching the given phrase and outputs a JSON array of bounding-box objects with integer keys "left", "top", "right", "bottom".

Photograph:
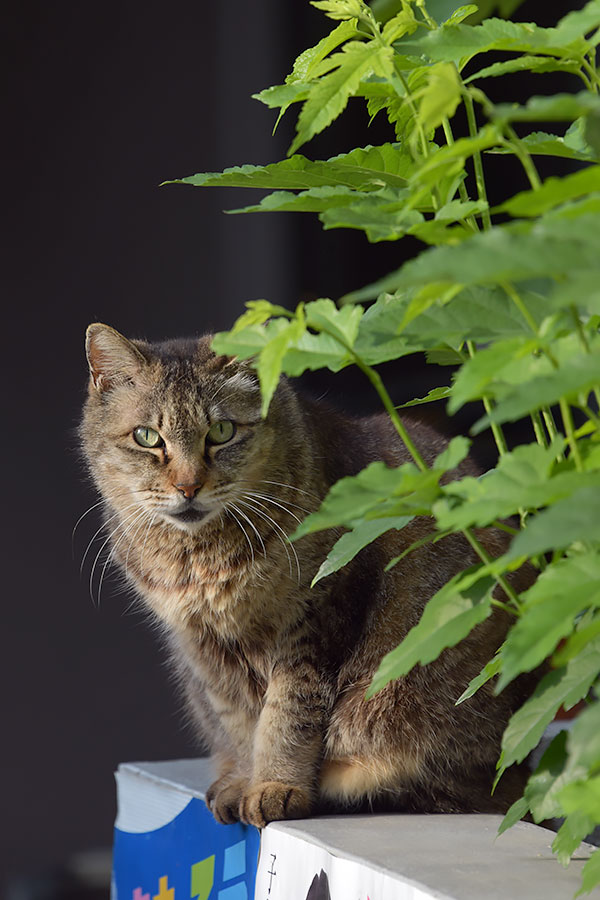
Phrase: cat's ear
[{"left": 85, "top": 323, "right": 147, "bottom": 391}]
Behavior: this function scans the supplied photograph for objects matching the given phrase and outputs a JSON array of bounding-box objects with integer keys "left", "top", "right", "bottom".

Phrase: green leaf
[
  {"left": 290, "top": 41, "right": 394, "bottom": 154},
  {"left": 415, "top": 62, "right": 462, "bottom": 136},
  {"left": 362, "top": 214, "right": 600, "bottom": 299},
  {"left": 497, "top": 636, "right": 600, "bottom": 774},
  {"left": 506, "top": 487, "right": 600, "bottom": 562},
  {"left": 575, "top": 848, "right": 600, "bottom": 899},
  {"left": 498, "top": 795, "right": 530, "bottom": 836},
  {"left": 212, "top": 318, "right": 288, "bottom": 360},
  {"left": 304, "top": 297, "right": 363, "bottom": 348},
  {"left": 292, "top": 460, "right": 440, "bottom": 539},
  {"left": 320, "top": 192, "right": 425, "bottom": 242},
  {"left": 281, "top": 330, "right": 354, "bottom": 375},
  {"left": 553, "top": 811, "right": 598, "bottom": 867},
  {"left": 553, "top": 616, "right": 600, "bottom": 667},
  {"left": 566, "top": 700, "right": 600, "bottom": 775},
  {"left": 230, "top": 299, "right": 292, "bottom": 332},
  {"left": 310, "top": 0, "right": 366, "bottom": 20},
  {"left": 410, "top": 125, "right": 501, "bottom": 189},
  {"left": 399, "top": 385, "right": 452, "bottom": 408},
  {"left": 465, "top": 55, "right": 580, "bottom": 84},
  {"left": 257, "top": 312, "right": 306, "bottom": 416},
  {"left": 561, "top": 776, "right": 600, "bottom": 821},
  {"left": 171, "top": 142, "right": 416, "bottom": 192},
  {"left": 434, "top": 441, "right": 589, "bottom": 533},
  {"left": 311, "top": 515, "right": 413, "bottom": 585},
  {"left": 456, "top": 649, "right": 502, "bottom": 705},
  {"left": 490, "top": 126, "right": 600, "bottom": 164},
  {"left": 497, "top": 166, "right": 600, "bottom": 218},
  {"left": 368, "top": 568, "right": 495, "bottom": 696},
  {"left": 473, "top": 354, "right": 600, "bottom": 436},
  {"left": 525, "top": 730, "right": 571, "bottom": 822},
  {"left": 498, "top": 554, "right": 600, "bottom": 691},
  {"left": 286, "top": 19, "right": 358, "bottom": 84},
  {"left": 492, "top": 92, "right": 600, "bottom": 124},
  {"left": 252, "top": 82, "right": 311, "bottom": 117},
  {"left": 399, "top": 16, "right": 600, "bottom": 69},
  {"left": 228, "top": 185, "right": 370, "bottom": 216}
]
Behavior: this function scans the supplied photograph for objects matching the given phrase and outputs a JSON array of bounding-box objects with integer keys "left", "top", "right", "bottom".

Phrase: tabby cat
[{"left": 81, "top": 322, "right": 534, "bottom": 828}]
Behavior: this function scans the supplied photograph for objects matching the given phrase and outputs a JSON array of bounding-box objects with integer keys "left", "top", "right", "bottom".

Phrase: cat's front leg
[{"left": 239, "top": 660, "right": 332, "bottom": 828}]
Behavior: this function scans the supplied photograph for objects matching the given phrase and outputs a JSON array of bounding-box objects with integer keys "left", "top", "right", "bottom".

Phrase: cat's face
[{"left": 81, "top": 323, "right": 284, "bottom": 535}]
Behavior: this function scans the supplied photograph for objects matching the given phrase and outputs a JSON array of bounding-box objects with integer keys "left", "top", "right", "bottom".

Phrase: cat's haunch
[{"left": 81, "top": 323, "right": 536, "bottom": 827}]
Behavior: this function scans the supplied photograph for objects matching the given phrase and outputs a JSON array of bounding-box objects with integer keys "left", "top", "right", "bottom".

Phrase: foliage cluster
[{"left": 172, "top": 0, "right": 600, "bottom": 892}]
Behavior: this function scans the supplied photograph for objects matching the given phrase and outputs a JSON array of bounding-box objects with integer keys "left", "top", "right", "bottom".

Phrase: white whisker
[
  {"left": 229, "top": 502, "right": 267, "bottom": 560},
  {"left": 225, "top": 504, "right": 255, "bottom": 565},
  {"left": 241, "top": 491, "right": 305, "bottom": 524},
  {"left": 237, "top": 497, "right": 301, "bottom": 585},
  {"left": 88, "top": 507, "right": 145, "bottom": 605},
  {"left": 97, "top": 509, "right": 149, "bottom": 604}
]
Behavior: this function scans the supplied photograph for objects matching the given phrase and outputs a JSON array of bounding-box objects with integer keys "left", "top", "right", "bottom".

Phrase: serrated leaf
[
  {"left": 553, "top": 616, "right": 600, "bottom": 667},
  {"left": 399, "top": 385, "right": 452, "bottom": 408},
  {"left": 172, "top": 142, "right": 416, "bottom": 192},
  {"left": 368, "top": 569, "right": 495, "bottom": 696},
  {"left": 473, "top": 352, "right": 600, "bottom": 435},
  {"left": 575, "top": 848, "right": 600, "bottom": 898},
  {"left": 410, "top": 125, "right": 501, "bottom": 189},
  {"left": 253, "top": 82, "right": 311, "bottom": 116},
  {"left": 506, "top": 487, "right": 600, "bottom": 562},
  {"left": 415, "top": 62, "right": 462, "bottom": 136},
  {"left": 321, "top": 194, "right": 424, "bottom": 242},
  {"left": 364, "top": 214, "right": 600, "bottom": 300},
  {"left": 212, "top": 318, "right": 289, "bottom": 360},
  {"left": 304, "top": 297, "right": 363, "bottom": 348},
  {"left": 561, "top": 776, "right": 600, "bottom": 820},
  {"left": 399, "top": 13, "right": 600, "bottom": 68},
  {"left": 291, "top": 460, "right": 440, "bottom": 539},
  {"left": 493, "top": 92, "right": 600, "bottom": 124},
  {"left": 553, "top": 811, "right": 598, "bottom": 867},
  {"left": 290, "top": 41, "right": 394, "bottom": 154},
  {"left": 490, "top": 127, "right": 600, "bottom": 164},
  {"left": 230, "top": 300, "right": 291, "bottom": 333},
  {"left": 456, "top": 648, "right": 502, "bottom": 705},
  {"left": 310, "top": 0, "right": 366, "bottom": 20},
  {"left": 287, "top": 19, "right": 358, "bottom": 84},
  {"left": 465, "top": 55, "right": 580, "bottom": 84},
  {"left": 257, "top": 313, "right": 306, "bottom": 416},
  {"left": 497, "top": 636, "right": 600, "bottom": 774},
  {"left": 311, "top": 515, "right": 413, "bottom": 585},
  {"left": 566, "top": 700, "right": 600, "bottom": 775},
  {"left": 497, "top": 166, "right": 600, "bottom": 218},
  {"left": 228, "top": 185, "right": 369, "bottom": 216},
  {"left": 498, "top": 554, "right": 600, "bottom": 691},
  {"left": 525, "top": 730, "right": 571, "bottom": 822},
  {"left": 498, "top": 795, "right": 530, "bottom": 835},
  {"left": 282, "top": 330, "right": 355, "bottom": 375},
  {"left": 435, "top": 442, "right": 597, "bottom": 533}
]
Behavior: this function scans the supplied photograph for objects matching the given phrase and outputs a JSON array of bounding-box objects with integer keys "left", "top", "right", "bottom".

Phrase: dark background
[{"left": 4, "top": 0, "right": 580, "bottom": 894}]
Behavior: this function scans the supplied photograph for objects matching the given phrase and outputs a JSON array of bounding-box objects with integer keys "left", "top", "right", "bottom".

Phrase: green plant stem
[
  {"left": 463, "top": 527, "right": 522, "bottom": 610},
  {"left": 570, "top": 304, "right": 600, "bottom": 411},
  {"left": 503, "top": 127, "right": 542, "bottom": 191},
  {"left": 559, "top": 398, "right": 584, "bottom": 472},
  {"left": 502, "top": 282, "right": 539, "bottom": 334},
  {"left": 466, "top": 341, "right": 508, "bottom": 456},
  {"left": 354, "top": 357, "right": 429, "bottom": 471},
  {"left": 464, "top": 91, "right": 492, "bottom": 230},
  {"left": 582, "top": 55, "right": 600, "bottom": 91},
  {"left": 442, "top": 117, "right": 479, "bottom": 231},
  {"left": 530, "top": 409, "right": 549, "bottom": 449}
]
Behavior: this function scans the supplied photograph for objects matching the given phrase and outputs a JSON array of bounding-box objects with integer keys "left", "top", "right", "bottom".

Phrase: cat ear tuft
[{"left": 85, "top": 323, "right": 147, "bottom": 391}]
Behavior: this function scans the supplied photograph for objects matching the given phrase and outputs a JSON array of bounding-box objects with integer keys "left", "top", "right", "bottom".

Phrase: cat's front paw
[
  {"left": 206, "top": 775, "right": 249, "bottom": 825},
  {"left": 239, "top": 781, "right": 313, "bottom": 828}
]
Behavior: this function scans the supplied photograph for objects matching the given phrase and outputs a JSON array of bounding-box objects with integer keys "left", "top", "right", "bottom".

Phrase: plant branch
[{"left": 464, "top": 91, "right": 492, "bottom": 229}]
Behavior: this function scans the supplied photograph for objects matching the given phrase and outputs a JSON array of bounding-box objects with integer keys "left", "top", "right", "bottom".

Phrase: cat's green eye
[
  {"left": 133, "top": 426, "right": 163, "bottom": 448},
  {"left": 207, "top": 420, "right": 236, "bottom": 445}
]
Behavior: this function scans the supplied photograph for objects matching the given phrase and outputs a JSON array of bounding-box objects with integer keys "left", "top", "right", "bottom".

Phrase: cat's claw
[
  {"left": 206, "top": 776, "right": 248, "bottom": 825},
  {"left": 239, "top": 781, "right": 313, "bottom": 828}
]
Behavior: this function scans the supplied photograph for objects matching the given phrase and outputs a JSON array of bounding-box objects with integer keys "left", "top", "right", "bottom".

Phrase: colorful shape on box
[{"left": 191, "top": 855, "right": 215, "bottom": 900}]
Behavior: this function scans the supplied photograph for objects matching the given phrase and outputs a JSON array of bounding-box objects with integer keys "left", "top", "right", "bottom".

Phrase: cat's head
[{"left": 81, "top": 323, "right": 298, "bottom": 534}]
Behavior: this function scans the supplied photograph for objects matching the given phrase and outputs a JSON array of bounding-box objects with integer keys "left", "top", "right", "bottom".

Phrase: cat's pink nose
[{"left": 174, "top": 482, "right": 202, "bottom": 500}]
